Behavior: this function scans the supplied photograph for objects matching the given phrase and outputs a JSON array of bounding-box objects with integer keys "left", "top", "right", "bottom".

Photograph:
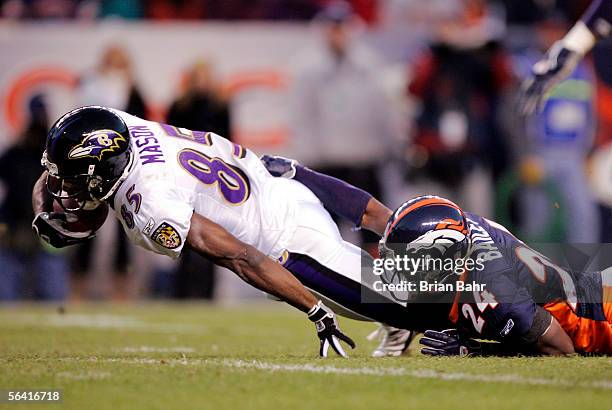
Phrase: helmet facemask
[
  {"left": 42, "top": 148, "right": 132, "bottom": 212},
  {"left": 378, "top": 227, "right": 471, "bottom": 303},
  {"left": 407, "top": 235, "right": 471, "bottom": 301}
]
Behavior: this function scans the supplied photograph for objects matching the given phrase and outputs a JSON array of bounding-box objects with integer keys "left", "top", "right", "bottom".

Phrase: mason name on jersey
[{"left": 110, "top": 109, "right": 297, "bottom": 261}]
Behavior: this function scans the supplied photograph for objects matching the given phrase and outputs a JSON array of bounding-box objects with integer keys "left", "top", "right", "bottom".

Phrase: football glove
[
  {"left": 419, "top": 329, "right": 483, "bottom": 357},
  {"left": 518, "top": 41, "right": 582, "bottom": 115},
  {"left": 260, "top": 155, "right": 298, "bottom": 179},
  {"left": 32, "top": 212, "right": 95, "bottom": 248},
  {"left": 308, "top": 301, "right": 356, "bottom": 358}
]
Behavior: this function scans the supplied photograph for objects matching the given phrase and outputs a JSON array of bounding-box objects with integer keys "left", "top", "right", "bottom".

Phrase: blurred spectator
[
  {"left": 98, "top": 0, "right": 143, "bottom": 19},
  {"left": 290, "top": 0, "right": 397, "bottom": 247},
  {"left": 1, "top": 0, "right": 377, "bottom": 21},
  {"left": 592, "top": 39, "right": 612, "bottom": 243},
  {"left": 193, "top": 0, "right": 321, "bottom": 20},
  {"left": 262, "top": 0, "right": 324, "bottom": 21},
  {"left": 146, "top": 0, "right": 320, "bottom": 21},
  {"left": 79, "top": 45, "right": 146, "bottom": 117},
  {"left": 0, "top": 0, "right": 101, "bottom": 19},
  {"left": 514, "top": 15, "right": 599, "bottom": 243},
  {"left": 405, "top": 0, "right": 511, "bottom": 217},
  {"left": 11, "top": 0, "right": 76, "bottom": 19},
  {"left": 146, "top": 0, "right": 205, "bottom": 20},
  {"left": 167, "top": 60, "right": 231, "bottom": 139},
  {"left": 500, "top": 0, "right": 548, "bottom": 25},
  {"left": 345, "top": 0, "right": 378, "bottom": 25},
  {"left": 0, "top": 95, "right": 69, "bottom": 300},
  {"left": 75, "top": 45, "right": 151, "bottom": 300},
  {"left": 501, "top": 0, "right": 593, "bottom": 25},
  {"left": 166, "top": 60, "right": 232, "bottom": 300}
]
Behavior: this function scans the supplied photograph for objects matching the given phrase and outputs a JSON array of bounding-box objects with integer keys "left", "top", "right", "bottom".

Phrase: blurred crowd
[
  {"left": 2, "top": 0, "right": 612, "bottom": 302},
  {"left": 0, "top": 0, "right": 596, "bottom": 24},
  {"left": 0, "top": 0, "right": 372, "bottom": 21}
]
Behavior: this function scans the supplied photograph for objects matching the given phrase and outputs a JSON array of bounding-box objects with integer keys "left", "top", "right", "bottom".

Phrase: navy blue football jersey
[{"left": 454, "top": 213, "right": 604, "bottom": 342}]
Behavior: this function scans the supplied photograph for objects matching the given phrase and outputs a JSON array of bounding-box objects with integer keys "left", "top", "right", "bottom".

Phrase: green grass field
[{"left": 0, "top": 302, "right": 610, "bottom": 410}]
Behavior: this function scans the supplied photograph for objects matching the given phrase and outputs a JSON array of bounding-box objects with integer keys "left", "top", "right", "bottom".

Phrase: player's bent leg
[
  {"left": 280, "top": 191, "right": 416, "bottom": 330},
  {"left": 542, "top": 269, "right": 612, "bottom": 354},
  {"left": 543, "top": 300, "right": 612, "bottom": 354}
]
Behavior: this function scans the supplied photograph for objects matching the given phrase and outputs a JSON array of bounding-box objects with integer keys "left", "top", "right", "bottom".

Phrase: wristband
[
  {"left": 307, "top": 301, "right": 327, "bottom": 322},
  {"left": 563, "top": 21, "right": 596, "bottom": 55}
]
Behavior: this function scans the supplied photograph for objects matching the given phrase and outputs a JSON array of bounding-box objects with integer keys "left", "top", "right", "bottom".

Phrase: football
[{"left": 53, "top": 198, "right": 109, "bottom": 232}]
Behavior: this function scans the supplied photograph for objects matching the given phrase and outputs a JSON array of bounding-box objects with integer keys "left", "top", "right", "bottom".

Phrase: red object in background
[
  {"left": 146, "top": 0, "right": 206, "bottom": 20},
  {"left": 320, "top": 0, "right": 379, "bottom": 25},
  {"left": 3, "top": 67, "right": 77, "bottom": 137},
  {"left": 595, "top": 78, "right": 612, "bottom": 148},
  {"left": 349, "top": 0, "right": 379, "bottom": 25},
  {"left": 407, "top": 51, "right": 437, "bottom": 98}
]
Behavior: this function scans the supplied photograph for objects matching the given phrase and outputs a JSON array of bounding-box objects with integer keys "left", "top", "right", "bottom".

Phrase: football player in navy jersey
[{"left": 262, "top": 155, "right": 611, "bottom": 356}]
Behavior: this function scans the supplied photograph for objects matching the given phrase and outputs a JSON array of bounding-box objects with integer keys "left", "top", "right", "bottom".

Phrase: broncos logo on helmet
[
  {"left": 68, "top": 129, "right": 127, "bottom": 161},
  {"left": 378, "top": 196, "right": 472, "bottom": 302},
  {"left": 406, "top": 228, "right": 469, "bottom": 257}
]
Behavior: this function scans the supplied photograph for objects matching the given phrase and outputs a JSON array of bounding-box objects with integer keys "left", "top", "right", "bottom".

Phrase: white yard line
[
  {"left": 223, "top": 359, "right": 612, "bottom": 390},
  {"left": 63, "top": 357, "right": 612, "bottom": 390},
  {"left": 118, "top": 346, "right": 195, "bottom": 353},
  {"left": 56, "top": 370, "right": 111, "bottom": 381}
]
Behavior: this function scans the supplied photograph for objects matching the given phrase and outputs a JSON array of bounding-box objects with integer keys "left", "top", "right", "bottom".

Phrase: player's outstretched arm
[
  {"left": 361, "top": 198, "right": 393, "bottom": 237},
  {"left": 261, "top": 155, "right": 392, "bottom": 236},
  {"left": 420, "top": 308, "right": 575, "bottom": 357},
  {"left": 187, "top": 212, "right": 318, "bottom": 311},
  {"left": 519, "top": 0, "right": 612, "bottom": 115},
  {"left": 186, "top": 212, "right": 356, "bottom": 357}
]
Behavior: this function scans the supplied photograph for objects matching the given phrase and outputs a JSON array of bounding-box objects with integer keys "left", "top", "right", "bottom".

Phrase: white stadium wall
[{"left": 0, "top": 22, "right": 318, "bottom": 158}]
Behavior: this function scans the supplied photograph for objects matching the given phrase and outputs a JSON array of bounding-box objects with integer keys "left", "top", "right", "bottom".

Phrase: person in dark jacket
[
  {"left": 167, "top": 60, "right": 231, "bottom": 140},
  {"left": 0, "top": 94, "right": 68, "bottom": 300}
]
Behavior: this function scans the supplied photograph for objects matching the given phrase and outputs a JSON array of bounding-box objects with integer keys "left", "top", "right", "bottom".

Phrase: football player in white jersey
[{"left": 32, "top": 105, "right": 416, "bottom": 358}]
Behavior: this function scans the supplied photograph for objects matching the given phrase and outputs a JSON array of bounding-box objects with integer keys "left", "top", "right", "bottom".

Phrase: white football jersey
[{"left": 110, "top": 109, "right": 298, "bottom": 260}]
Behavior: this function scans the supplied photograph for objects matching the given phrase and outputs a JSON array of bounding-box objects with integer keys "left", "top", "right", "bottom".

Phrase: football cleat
[{"left": 368, "top": 324, "right": 415, "bottom": 358}]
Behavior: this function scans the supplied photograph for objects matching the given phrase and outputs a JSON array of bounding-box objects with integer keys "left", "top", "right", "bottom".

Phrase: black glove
[
  {"left": 518, "top": 41, "right": 582, "bottom": 115},
  {"left": 32, "top": 212, "right": 95, "bottom": 248},
  {"left": 260, "top": 155, "right": 298, "bottom": 179},
  {"left": 419, "top": 329, "right": 483, "bottom": 357},
  {"left": 308, "top": 301, "right": 356, "bottom": 358}
]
